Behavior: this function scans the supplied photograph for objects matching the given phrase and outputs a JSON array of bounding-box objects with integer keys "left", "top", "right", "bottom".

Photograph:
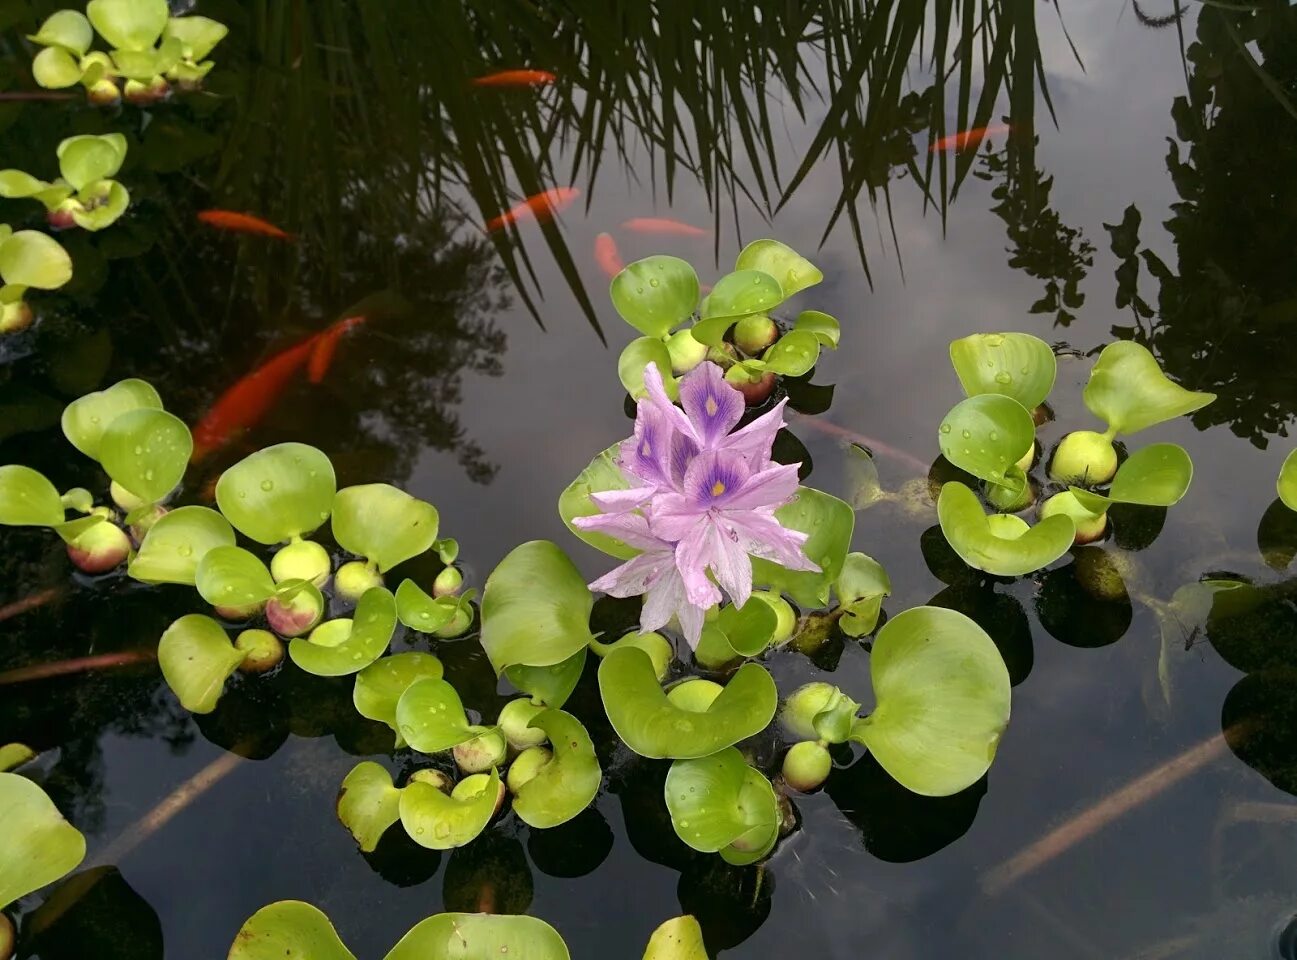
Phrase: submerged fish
[
  {"left": 197, "top": 210, "right": 294, "bottom": 241},
  {"left": 485, "top": 187, "right": 579, "bottom": 233},
  {"left": 928, "top": 123, "right": 1012, "bottom": 153},
  {"left": 471, "top": 69, "right": 556, "bottom": 88},
  {"left": 593, "top": 232, "right": 624, "bottom": 278},
  {"left": 621, "top": 217, "right": 708, "bottom": 238},
  {"left": 191, "top": 315, "right": 366, "bottom": 460}
]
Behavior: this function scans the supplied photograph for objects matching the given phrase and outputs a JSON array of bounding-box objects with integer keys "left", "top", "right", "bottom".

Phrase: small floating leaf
[
  {"left": 793, "top": 310, "right": 840, "bottom": 349},
  {"left": 504, "top": 647, "right": 587, "bottom": 709},
  {"left": 332, "top": 484, "right": 439, "bottom": 573},
  {"left": 643, "top": 916, "right": 708, "bottom": 960},
  {"left": 337, "top": 762, "right": 402, "bottom": 853},
  {"left": 735, "top": 240, "right": 822, "bottom": 297},
  {"left": 216, "top": 443, "right": 336, "bottom": 545},
  {"left": 558, "top": 444, "right": 638, "bottom": 560},
  {"left": 0, "top": 773, "right": 86, "bottom": 910},
  {"left": 398, "top": 767, "right": 500, "bottom": 850},
  {"left": 353, "top": 652, "right": 444, "bottom": 747},
  {"left": 162, "top": 15, "right": 228, "bottom": 61},
  {"left": 97, "top": 408, "right": 191, "bottom": 504},
  {"left": 665, "top": 747, "right": 780, "bottom": 865},
  {"left": 751, "top": 487, "right": 853, "bottom": 607},
  {"left": 480, "top": 541, "right": 595, "bottom": 673},
  {"left": 129, "top": 506, "right": 234, "bottom": 585},
  {"left": 1070, "top": 442, "right": 1194, "bottom": 513},
  {"left": 937, "top": 481, "right": 1074, "bottom": 577},
  {"left": 0, "top": 744, "right": 36, "bottom": 772},
  {"left": 949, "top": 332, "right": 1056, "bottom": 410},
  {"left": 386, "top": 913, "right": 570, "bottom": 960},
  {"left": 1280, "top": 450, "right": 1297, "bottom": 513},
  {"left": 57, "top": 134, "right": 127, "bottom": 192},
  {"left": 762, "top": 330, "right": 820, "bottom": 377},
  {"left": 226, "top": 901, "right": 355, "bottom": 960},
  {"left": 395, "top": 677, "right": 482, "bottom": 753},
  {"left": 30, "top": 10, "right": 94, "bottom": 55},
  {"left": 511, "top": 709, "right": 601, "bottom": 829},
  {"left": 393, "top": 579, "right": 459, "bottom": 633},
  {"left": 86, "top": 0, "right": 169, "bottom": 51},
  {"left": 938, "top": 394, "right": 1034, "bottom": 490},
  {"left": 1083, "top": 340, "right": 1215, "bottom": 435},
  {"left": 700, "top": 269, "right": 784, "bottom": 322},
  {"left": 610, "top": 256, "right": 700, "bottom": 339},
  {"left": 0, "top": 230, "right": 73, "bottom": 291},
  {"left": 195, "top": 545, "right": 277, "bottom": 607},
  {"left": 836, "top": 552, "right": 891, "bottom": 637},
  {"left": 289, "top": 587, "right": 396, "bottom": 677},
  {"left": 31, "top": 46, "right": 83, "bottom": 88},
  {"left": 61, "top": 378, "right": 162, "bottom": 461},
  {"left": 619, "top": 337, "right": 679, "bottom": 400},
  {"left": 157, "top": 614, "right": 243, "bottom": 714},
  {"left": 0, "top": 464, "right": 64, "bottom": 527}
]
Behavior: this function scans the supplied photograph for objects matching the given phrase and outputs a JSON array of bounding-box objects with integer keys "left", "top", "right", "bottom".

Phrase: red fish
[
  {"left": 928, "top": 123, "right": 1012, "bottom": 153},
  {"left": 485, "top": 187, "right": 579, "bottom": 233},
  {"left": 621, "top": 217, "right": 708, "bottom": 238},
  {"left": 471, "top": 69, "right": 556, "bottom": 88},
  {"left": 593, "top": 232, "right": 624, "bottom": 278},
  {"left": 197, "top": 210, "right": 294, "bottom": 241},
  {"left": 191, "top": 315, "right": 366, "bottom": 461}
]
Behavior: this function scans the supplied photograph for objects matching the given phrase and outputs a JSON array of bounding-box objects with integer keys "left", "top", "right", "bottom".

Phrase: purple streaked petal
[
  {"left": 618, "top": 400, "right": 676, "bottom": 486},
  {"left": 589, "top": 486, "right": 657, "bottom": 512},
  {"left": 640, "top": 564, "right": 687, "bottom": 633},
  {"left": 680, "top": 362, "right": 744, "bottom": 448},
  {"left": 669, "top": 431, "right": 699, "bottom": 488},
  {"left": 719, "top": 461, "right": 800, "bottom": 511},
  {"left": 588, "top": 550, "right": 675, "bottom": 598},
  {"left": 677, "top": 518, "right": 752, "bottom": 609},
  {"left": 722, "top": 397, "right": 788, "bottom": 465},
  {"left": 680, "top": 449, "right": 751, "bottom": 510},
  {"left": 571, "top": 511, "right": 671, "bottom": 551},
  {"left": 642, "top": 492, "right": 704, "bottom": 543},
  {"left": 643, "top": 361, "right": 697, "bottom": 442},
  {"left": 722, "top": 509, "right": 820, "bottom": 572}
]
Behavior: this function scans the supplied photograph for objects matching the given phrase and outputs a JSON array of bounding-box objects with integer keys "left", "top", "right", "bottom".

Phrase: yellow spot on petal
[
  {"left": 711, "top": 481, "right": 726, "bottom": 496},
  {"left": 705, "top": 395, "right": 718, "bottom": 416}
]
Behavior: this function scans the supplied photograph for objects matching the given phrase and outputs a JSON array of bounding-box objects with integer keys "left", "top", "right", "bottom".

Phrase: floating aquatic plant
[
  {"left": 665, "top": 747, "right": 782, "bottom": 865},
  {"left": 0, "top": 772, "right": 86, "bottom": 911},
  {"left": 0, "top": 225, "right": 73, "bottom": 334},
  {"left": 0, "top": 134, "right": 130, "bottom": 231}
]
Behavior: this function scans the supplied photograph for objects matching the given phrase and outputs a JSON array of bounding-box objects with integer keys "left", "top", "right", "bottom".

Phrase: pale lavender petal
[
  {"left": 722, "top": 397, "right": 789, "bottom": 465},
  {"left": 588, "top": 551, "right": 674, "bottom": 598},
  {"left": 589, "top": 486, "right": 657, "bottom": 512},
  {"left": 642, "top": 362, "right": 697, "bottom": 442},
  {"left": 640, "top": 564, "right": 686, "bottom": 633},
  {"left": 723, "top": 509, "right": 820, "bottom": 572},
  {"left": 644, "top": 491, "right": 705, "bottom": 542},
  {"left": 680, "top": 362, "right": 744, "bottom": 448},
  {"left": 572, "top": 511, "right": 670, "bottom": 551},
  {"left": 680, "top": 449, "right": 751, "bottom": 510},
  {"left": 720, "top": 461, "right": 800, "bottom": 511},
  {"left": 675, "top": 599, "right": 706, "bottom": 649},
  {"left": 677, "top": 518, "right": 752, "bottom": 609},
  {"left": 618, "top": 399, "right": 675, "bottom": 486}
]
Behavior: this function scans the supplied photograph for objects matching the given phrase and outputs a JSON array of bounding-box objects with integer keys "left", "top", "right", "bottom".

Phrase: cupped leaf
[
  {"left": 70, "top": 181, "right": 130, "bottom": 232},
  {"left": 86, "top": 0, "right": 169, "bottom": 50},
  {"left": 398, "top": 767, "right": 500, "bottom": 850},
  {"left": 128, "top": 506, "right": 234, "bottom": 585},
  {"left": 0, "top": 171, "right": 53, "bottom": 199},
  {"left": 700, "top": 269, "right": 784, "bottom": 321},
  {"left": 227, "top": 901, "right": 356, "bottom": 960},
  {"left": 1070, "top": 442, "right": 1194, "bottom": 513},
  {"left": 216, "top": 443, "right": 335, "bottom": 544},
  {"left": 98, "top": 408, "right": 191, "bottom": 503},
  {"left": 619, "top": 337, "right": 679, "bottom": 400},
  {"left": 0, "top": 773, "right": 86, "bottom": 910},
  {"left": 711, "top": 595, "right": 779, "bottom": 657},
  {"left": 610, "top": 256, "right": 699, "bottom": 338},
  {"left": 109, "top": 48, "right": 166, "bottom": 81},
  {"left": 762, "top": 330, "right": 820, "bottom": 377},
  {"left": 353, "top": 652, "right": 444, "bottom": 747},
  {"left": 157, "top": 614, "right": 243, "bottom": 714},
  {"left": 332, "top": 484, "right": 438, "bottom": 573},
  {"left": 504, "top": 647, "right": 587, "bottom": 709},
  {"left": 949, "top": 332, "right": 1056, "bottom": 410},
  {"left": 57, "top": 134, "right": 127, "bottom": 192},
  {"left": 937, "top": 394, "right": 1034, "bottom": 489},
  {"left": 195, "top": 545, "right": 277, "bottom": 607},
  {"left": 793, "top": 310, "right": 840, "bottom": 349},
  {"left": 337, "top": 762, "right": 402, "bottom": 853},
  {"left": 61, "top": 378, "right": 162, "bottom": 460},
  {"left": 735, "top": 239, "right": 822, "bottom": 297},
  {"left": 0, "top": 230, "right": 74, "bottom": 290},
  {"left": 32, "top": 46, "right": 84, "bottom": 88},
  {"left": 558, "top": 443, "right": 638, "bottom": 560},
  {"left": 289, "top": 587, "right": 396, "bottom": 676},
  {"left": 850, "top": 605, "right": 1011, "bottom": 796},
  {"left": 511, "top": 709, "right": 601, "bottom": 828},
  {"left": 480, "top": 541, "right": 595, "bottom": 673},
  {"left": 395, "top": 677, "right": 481, "bottom": 752},
  {"left": 0, "top": 464, "right": 64, "bottom": 526},
  {"left": 687, "top": 313, "right": 740, "bottom": 348},
  {"left": 1083, "top": 340, "right": 1215, "bottom": 436},
  {"left": 937, "top": 481, "right": 1074, "bottom": 577},
  {"left": 30, "top": 11, "right": 94, "bottom": 54},
  {"left": 665, "top": 748, "right": 780, "bottom": 865},
  {"left": 643, "top": 916, "right": 708, "bottom": 960},
  {"left": 393, "top": 579, "right": 460, "bottom": 633},
  {"left": 386, "top": 914, "right": 570, "bottom": 960},
  {"left": 837, "top": 552, "right": 891, "bottom": 637},
  {"left": 1279, "top": 450, "right": 1297, "bottom": 513},
  {"left": 598, "top": 647, "right": 776, "bottom": 759},
  {"left": 751, "top": 487, "right": 853, "bottom": 607},
  {"left": 162, "top": 15, "right": 228, "bottom": 60}
]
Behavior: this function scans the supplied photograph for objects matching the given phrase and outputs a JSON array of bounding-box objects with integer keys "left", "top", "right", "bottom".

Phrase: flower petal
[
  {"left": 644, "top": 491, "right": 705, "bottom": 543},
  {"left": 643, "top": 361, "right": 696, "bottom": 442},
  {"left": 680, "top": 449, "right": 751, "bottom": 510},
  {"left": 668, "top": 431, "right": 699, "bottom": 488},
  {"left": 640, "top": 563, "right": 687, "bottom": 633},
  {"left": 677, "top": 518, "right": 752, "bottom": 609},
  {"left": 589, "top": 485, "right": 657, "bottom": 513},
  {"left": 618, "top": 399, "right": 676, "bottom": 486},
  {"left": 723, "top": 509, "right": 820, "bottom": 572},
  {"left": 572, "top": 511, "right": 670, "bottom": 551},
  {"left": 675, "top": 598, "right": 706, "bottom": 649},
  {"left": 722, "top": 397, "right": 788, "bottom": 465},
  {"left": 720, "top": 461, "right": 800, "bottom": 511},
  {"left": 680, "top": 361, "right": 744, "bottom": 448},
  {"left": 589, "top": 550, "right": 674, "bottom": 598}
]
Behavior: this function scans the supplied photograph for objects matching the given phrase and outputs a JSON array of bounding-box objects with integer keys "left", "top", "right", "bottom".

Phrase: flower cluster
[{"left": 575, "top": 361, "right": 818, "bottom": 646}]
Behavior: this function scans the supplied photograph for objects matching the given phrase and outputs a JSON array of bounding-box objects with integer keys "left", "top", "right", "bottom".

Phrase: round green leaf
[
  {"left": 938, "top": 394, "right": 1034, "bottom": 489},
  {"left": 598, "top": 647, "right": 776, "bottom": 759},
  {"left": 30, "top": 10, "right": 93, "bottom": 53},
  {"left": 195, "top": 545, "right": 277, "bottom": 607},
  {"left": 61, "top": 378, "right": 162, "bottom": 461},
  {"left": 837, "top": 552, "right": 891, "bottom": 637},
  {"left": 700, "top": 269, "right": 784, "bottom": 322},
  {"left": 337, "top": 761, "right": 402, "bottom": 853},
  {"left": 558, "top": 443, "right": 639, "bottom": 560},
  {"left": 618, "top": 337, "right": 679, "bottom": 401},
  {"left": 354, "top": 652, "right": 444, "bottom": 747},
  {"left": 128, "top": 506, "right": 235, "bottom": 585},
  {"left": 0, "top": 773, "right": 86, "bottom": 910},
  {"left": 398, "top": 767, "right": 500, "bottom": 850},
  {"left": 480, "top": 540, "right": 595, "bottom": 673},
  {"left": 735, "top": 239, "right": 822, "bottom": 297},
  {"left": 393, "top": 578, "right": 460, "bottom": 633},
  {"left": 227, "top": 901, "right": 356, "bottom": 960},
  {"left": 57, "top": 134, "right": 127, "bottom": 192},
  {"left": 0, "top": 171, "right": 53, "bottom": 199},
  {"left": 289, "top": 587, "right": 396, "bottom": 677},
  {"left": 1278, "top": 449, "right": 1297, "bottom": 513},
  {"left": 109, "top": 48, "right": 165, "bottom": 81},
  {"left": 504, "top": 647, "right": 587, "bottom": 709},
  {"left": 712, "top": 595, "right": 779, "bottom": 657},
  {"left": 98, "top": 408, "right": 191, "bottom": 504},
  {"left": 0, "top": 744, "right": 36, "bottom": 773},
  {"left": 687, "top": 314, "right": 740, "bottom": 348},
  {"left": 216, "top": 443, "right": 336, "bottom": 544},
  {"left": 762, "top": 330, "right": 820, "bottom": 377},
  {"left": 937, "top": 481, "right": 1074, "bottom": 577},
  {"left": 750, "top": 487, "right": 853, "bottom": 607},
  {"left": 1083, "top": 340, "right": 1216, "bottom": 436},
  {"left": 644, "top": 916, "right": 708, "bottom": 960},
  {"left": 0, "top": 230, "right": 73, "bottom": 290},
  {"left": 850, "top": 605, "right": 1011, "bottom": 796},
  {"left": 162, "top": 15, "right": 228, "bottom": 60},
  {"left": 386, "top": 914, "right": 570, "bottom": 960},
  {"left": 512, "top": 709, "right": 601, "bottom": 828},
  {"left": 610, "top": 256, "right": 699, "bottom": 338},
  {"left": 949, "top": 332, "right": 1057, "bottom": 410},
  {"left": 86, "top": 0, "right": 169, "bottom": 51},
  {"left": 158, "top": 613, "right": 243, "bottom": 714},
  {"left": 395, "top": 677, "right": 481, "bottom": 752},
  {"left": 32, "top": 46, "right": 84, "bottom": 88},
  {"left": 70, "top": 181, "right": 130, "bottom": 232},
  {"left": 0, "top": 464, "right": 64, "bottom": 527},
  {"left": 332, "top": 484, "right": 438, "bottom": 573},
  {"left": 1070, "top": 442, "right": 1194, "bottom": 513},
  {"left": 664, "top": 747, "right": 780, "bottom": 865},
  {"left": 793, "top": 310, "right": 840, "bottom": 349}
]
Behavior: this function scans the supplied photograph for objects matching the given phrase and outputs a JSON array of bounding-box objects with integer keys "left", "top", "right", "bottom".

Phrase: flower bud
[
  {"left": 334, "top": 560, "right": 382, "bottom": 602},
  {"left": 1049, "top": 431, "right": 1118, "bottom": 486},
  {"left": 733, "top": 315, "right": 778, "bottom": 355},
  {"left": 453, "top": 729, "right": 507, "bottom": 774},
  {"left": 66, "top": 522, "right": 130, "bottom": 573},
  {"left": 235, "top": 629, "right": 284, "bottom": 674},
  {"left": 782, "top": 740, "right": 832, "bottom": 792},
  {"left": 498, "top": 698, "right": 548, "bottom": 750},
  {"left": 433, "top": 565, "right": 463, "bottom": 598},
  {"left": 724, "top": 365, "right": 776, "bottom": 406},
  {"left": 0, "top": 301, "right": 33, "bottom": 335},
  {"left": 666, "top": 678, "right": 724, "bottom": 712},
  {"left": 271, "top": 540, "right": 331, "bottom": 588},
  {"left": 1039, "top": 491, "right": 1107, "bottom": 544},
  {"left": 506, "top": 746, "right": 553, "bottom": 794},
  {"left": 780, "top": 682, "right": 837, "bottom": 740},
  {"left": 265, "top": 590, "right": 324, "bottom": 638},
  {"left": 433, "top": 606, "right": 473, "bottom": 639},
  {"left": 665, "top": 330, "right": 709, "bottom": 375},
  {"left": 452, "top": 772, "right": 507, "bottom": 816},
  {"left": 410, "top": 768, "right": 454, "bottom": 793}
]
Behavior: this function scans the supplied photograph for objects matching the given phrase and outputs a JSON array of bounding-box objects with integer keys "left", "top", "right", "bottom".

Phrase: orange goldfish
[
  {"left": 621, "top": 217, "right": 708, "bottom": 238},
  {"left": 485, "top": 187, "right": 579, "bottom": 233},
  {"left": 593, "top": 232, "right": 624, "bottom": 278},
  {"left": 928, "top": 123, "right": 1012, "bottom": 153},
  {"left": 471, "top": 69, "right": 556, "bottom": 88},
  {"left": 197, "top": 210, "right": 294, "bottom": 241},
  {"left": 191, "top": 315, "right": 366, "bottom": 461}
]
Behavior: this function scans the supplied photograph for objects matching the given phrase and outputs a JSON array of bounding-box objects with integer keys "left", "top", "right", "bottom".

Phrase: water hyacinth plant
[
  {"left": 0, "top": 225, "right": 73, "bottom": 334},
  {"left": 0, "top": 134, "right": 130, "bottom": 231}
]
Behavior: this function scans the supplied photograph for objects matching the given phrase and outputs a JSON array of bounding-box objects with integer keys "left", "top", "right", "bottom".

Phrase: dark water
[{"left": 2, "top": 1, "right": 1297, "bottom": 957}]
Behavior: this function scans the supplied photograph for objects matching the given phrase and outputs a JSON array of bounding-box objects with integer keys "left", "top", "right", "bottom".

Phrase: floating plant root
[
  {"left": 791, "top": 414, "right": 931, "bottom": 475},
  {"left": 0, "top": 650, "right": 156, "bottom": 685},
  {"left": 0, "top": 585, "right": 64, "bottom": 623}
]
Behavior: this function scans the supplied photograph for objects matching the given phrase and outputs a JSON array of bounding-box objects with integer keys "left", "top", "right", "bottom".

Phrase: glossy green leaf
[
  {"left": 393, "top": 578, "right": 459, "bottom": 633},
  {"left": 793, "top": 310, "right": 840, "bottom": 349},
  {"left": 1070, "top": 443, "right": 1194, "bottom": 513},
  {"left": 0, "top": 773, "right": 86, "bottom": 910},
  {"left": 128, "top": 506, "right": 234, "bottom": 585},
  {"left": 289, "top": 587, "right": 396, "bottom": 677},
  {"left": 762, "top": 330, "right": 820, "bottom": 377},
  {"left": 712, "top": 595, "right": 779, "bottom": 657},
  {"left": 61, "top": 378, "right": 162, "bottom": 460},
  {"left": 353, "top": 652, "right": 444, "bottom": 747},
  {"left": 98, "top": 408, "right": 191, "bottom": 503},
  {"left": 0, "top": 464, "right": 64, "bottom": 526},
  {"left": 57, "top": 134, "right": 127, "bottom": 192},
  {"left": 162, "top": 15, "right": 228, "bottom": 60},
  {"left": 0, "top": 171, "right": 52, "bottom": 199},
  {"left": 195, "top": 545, "right": 277, "bottom": 607},
  {"left": 109, "top": 48, "right": 166, "bottom": 81},
  {"left": 32, "top": 46, "right": 84, "bottom": 88},
  {"left": 332, "top": 484, "right": 438, "bottom": 573},
  {"left": 511, "top": 709, "right": 601, "bottom": 828},
  {"left": 938, "top": 395, "right": 1034, "bottom": 489},
  {"left": 227, "top": 901, "right": 356, "bottom": 960},
  {"left": 70, "top": 181, "right": 130, "bottom": 232},
  {"left": 643, "top": 916, "right": 708, "bottom": 960},
  {"left": 610, "top": 256, "right": 699, "bottom": 338},
  {"left": 937, "top": 481, "right": 1074, "bottom": 577},
  {"left": 735, "top": 239, "right": 822, "bottom": 297},
  {"left": 700, "top": 269, "right": 784, "bottom": 321},
  {"left": 949, "top": 332, "right": 1056, "bottom": 410},
  {"left": 398, "top": 768, "right": 500, "bottom": 850},
  {"left": 157, "top": 614, "right": 243, "bottom": 714},
  {"left": 850, "top": 606, "right": 1011, "bottom": 796},
  {"left": 216, "top": 443, "right": 335, "bottom": 544},
  {"left": 386, "top": 914, "right": 570, "bottom": 960},
  {"left": 30, "top": 10, "right": 93, "bottom": 53},
  {"left": 837, "top": 552, "right": 891, "bottom": 637},
  {"left": 1278, "top": 449, "right": 1297, "bottom": 513},
  {"left": 0, "top": 744, "right": 36, "bottom": 772},
  {"left": 1083, "top": 340, "right": 1215, "bottom": 436},
  {"left": 751, "top": 487, "right": 853, "bottom": 607},
  {"left": 87, "top": 0, "right": 169, "bottom": 50},
  {"left": 686, "top": 313, "right": 738, "bottom": 348},
  {"left": 480, "top": 540, "right": 595, "bottom": 673},
  {"left": 598, "top": 647, "right": 776, "bottom": 759},
  {"left": 337, "top": 762, "right": 402, "bottom": 853},
  {"left": 504, "top": 647, "right": 587, "bottom": 709},
  {"left": 395, "top": 677, "right": 482, "bottom": 752},
  {"left": 0, "top": 230, "right": 73, "bottom": 290},
  {"left": 665, "top": 748, "right": 779, "bottom": 865},
  {"left": 618, "top": 337, "right": 678, "bottom": 400},
  {"left": 558, "top": 443, "right": 638, "bottom": 559}
]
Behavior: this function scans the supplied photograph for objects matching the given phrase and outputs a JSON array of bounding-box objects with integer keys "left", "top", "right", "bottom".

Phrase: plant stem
[
  {"left": 0, "top": 585, "right": 64, "bottom": 623},
  {"left": 0, "top": 650, "right": 156, "bottom": 686}
]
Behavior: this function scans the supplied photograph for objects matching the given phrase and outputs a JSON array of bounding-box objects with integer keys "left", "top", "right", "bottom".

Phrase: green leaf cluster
[{"left": 0, "top": 134, "right": 131, "bottom": 231}]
